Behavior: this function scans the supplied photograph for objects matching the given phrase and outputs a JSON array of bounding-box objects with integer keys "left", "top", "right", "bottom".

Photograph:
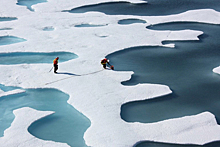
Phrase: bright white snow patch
[{"left": 213, "top": 66, "right": 220, "bottom": 75}]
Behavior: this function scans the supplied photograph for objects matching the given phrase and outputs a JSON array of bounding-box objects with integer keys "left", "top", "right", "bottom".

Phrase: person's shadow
[{"left": 56, "top": 72, "right": 81, "bottom": 76}]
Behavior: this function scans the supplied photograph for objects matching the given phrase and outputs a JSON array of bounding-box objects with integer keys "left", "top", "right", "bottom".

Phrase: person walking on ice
[
  {"left": 101, "top": 58, "right": 114, "bottom": 70},
  {"left": 53, "top": 57, "right": 59, "bottom": 73}
]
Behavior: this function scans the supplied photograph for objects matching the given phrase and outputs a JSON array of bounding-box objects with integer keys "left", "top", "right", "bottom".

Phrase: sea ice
[
  {"left": 213, "top": 66, "right": 220, "bottom": 75},
  {"left": 0, "top": 0, "right": 220, "bottom": 146},
  {"left": 0, "top": 89, "right": 25, "bottom": 98}
]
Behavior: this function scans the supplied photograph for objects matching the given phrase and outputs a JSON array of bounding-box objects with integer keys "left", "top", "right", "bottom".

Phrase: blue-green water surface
[
  {"left": 0, "top": 52, "right": 78, "bottom": 65},
  {"left": 0, "top": 84, "right": 90, "bottom": 147},
  {"left": 16, "top": 0, "right": 47, "bottom": 11},
  {"left": 0, "top": 36, "right": 26, "bottom": 46}
]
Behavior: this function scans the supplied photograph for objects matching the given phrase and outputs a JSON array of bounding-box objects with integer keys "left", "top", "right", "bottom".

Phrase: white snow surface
[
  {"left": 0, "top": 0, "right": 220, "bottom": 146},
  {"left": 213, "top": 66, "right": 220, "bottom": 75},
  {"left": 0, "top": 89, "right": 25, "bottom": 98},
  {"left": 0, "top": 89, "right": 4, "bottom": 94}
]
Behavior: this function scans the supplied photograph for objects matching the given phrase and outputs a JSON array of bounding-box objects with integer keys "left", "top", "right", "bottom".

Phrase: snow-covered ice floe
[
  {"left": 0, "top": 0, "right": 220, "bottom": 146},
  {"left": 0, "top": 89, "right": 25, "bottom": 98},
  {"left": 213, "top": 66, "right": 220, "bottom": 75}
]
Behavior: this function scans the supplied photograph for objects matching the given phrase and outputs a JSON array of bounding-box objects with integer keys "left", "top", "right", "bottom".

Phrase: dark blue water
[
  {"left": 0, "top": 17, "right": 17, "bottom": 22},
  {"left": 118, "top": 19, "right": 146, "bottom": 25},
  {"left": 135, "top": 141, "right": 220, "bottom": 147},
  {"left": 107, "top": 22, "right": 220, "bottom": 147},
  {"left": 0, "top": 36, "right": 26, "bottom": 46},
  {"left": 108, "top": 22, "right": 220, "bottom": 123},
  {"left": 65, "top": 0, "right": 220, "bottom": 16},
  {"left": 0, "top": 28, "right": 12, "bottom": 30},
  {"left": 16, "top": 0, "right": 47, "bottom": 11},
  {"left": 0, "top": 84, "right": 90, "bottom": 147},
  {"left": 0, "top": 52, "right": 78, "bottom": 65}
]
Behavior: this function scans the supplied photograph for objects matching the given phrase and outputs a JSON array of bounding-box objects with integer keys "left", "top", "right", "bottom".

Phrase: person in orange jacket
[
  {"left": 101, "top": 58, "right": 114, "bottom": 70},
  {"left": 53, "top": 57, "right": 59, "bottom": 73}
]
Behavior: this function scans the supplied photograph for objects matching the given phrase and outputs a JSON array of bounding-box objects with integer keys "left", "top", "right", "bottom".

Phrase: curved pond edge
[
  {"left": 0, "top": 51, "right": 78, "bottom": 65},
  {"left": 134, "top": 140, "right": 220, "bottom": 147},
  {"left": 0, "top": 84, "right": 90, "bottom": 147}
]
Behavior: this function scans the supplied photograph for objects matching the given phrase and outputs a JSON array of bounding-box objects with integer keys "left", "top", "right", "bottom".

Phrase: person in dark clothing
[
  {"left": 53, "top": 57, "right": 59, "bottom": 73},
  {"left": 101, "top": 58, "right": 114, "bottom": 70}
]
